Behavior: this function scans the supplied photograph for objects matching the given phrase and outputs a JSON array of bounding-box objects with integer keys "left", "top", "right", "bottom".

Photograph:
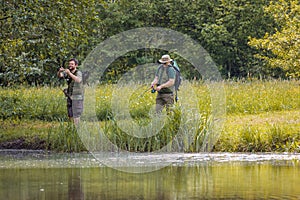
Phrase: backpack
[{"left": 171, "top": 60, "right": 182, "bottom": 102}]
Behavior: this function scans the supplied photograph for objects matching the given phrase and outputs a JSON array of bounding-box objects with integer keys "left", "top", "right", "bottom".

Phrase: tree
[
  {"left": 248, "top": 0, "right": 300, "bottom": 78},
  {"left": 161, "top": 0, "right": 276, "bottom": 78},
  {"left": 0, "top": 0, "right": 288, "bottom": 85},
  {"left": 0, "top": 0, "right": 105, "bottom": 86},
  {"left": 103, "top": 0, "right": 277, "bottom": 79},
  {"left": 198, "top": 0, "right": 276, "bottom": 78}
]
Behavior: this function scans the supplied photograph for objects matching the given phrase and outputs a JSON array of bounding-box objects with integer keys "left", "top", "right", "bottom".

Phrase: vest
[{"left": 67, "top": 70, "right": 84, "bottom": 100}]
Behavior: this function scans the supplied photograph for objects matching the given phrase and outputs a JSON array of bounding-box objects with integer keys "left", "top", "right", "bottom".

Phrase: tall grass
[
  {"left": 215, "top": 123, "right": 300, "bottom": 152},
  {"left": 0, "top": 86, "right": 66, "bottom": 121},
  {"left": 1, "top": 80, "right": 298, "bottom": 120},
  {"left": 47, "top": 120, "right": 86, "bottom": 152},
  {"left": 224, "top": 80, "right": 300, "bottom": 114},
  {"left": 0, "top": 79, "right": 299, "bottom": 152},
  {"left": 98, "top": 107, "right": 181, "bottom": 152}
]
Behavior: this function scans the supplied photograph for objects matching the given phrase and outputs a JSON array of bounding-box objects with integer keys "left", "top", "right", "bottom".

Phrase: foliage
[
  {"left": 248, "top": 0, "right": 300, "bottom": 78},
  {"left": 169, "top": 0, "right": 276, "bottom": 78},
  {"left": 2, "top": 0, "right": 297, "bottom": 86},
  {"left": 0, "top": 80, "right": 299, "bottom": 152},
  {"left": 0, "top": 0, "right": 106, "bottom": 86},
  {"left": 101, "top": 107, "right": 181, "bottom": 152},
  {"left": 104, "top": 0, "right": 277, "bottom": 78}
]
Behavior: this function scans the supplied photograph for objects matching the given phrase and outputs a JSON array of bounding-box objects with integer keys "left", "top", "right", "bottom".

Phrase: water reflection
[
  {"left": 68, "top": 168, "right": 84, "bottom": 200},
  {"left": 0, "top": 152, "right": 299, "bottom": 199}
]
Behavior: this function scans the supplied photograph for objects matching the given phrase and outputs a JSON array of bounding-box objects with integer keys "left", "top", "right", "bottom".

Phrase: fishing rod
[{"left": 138, "top": 86, "right": 156, "bottom": 98}]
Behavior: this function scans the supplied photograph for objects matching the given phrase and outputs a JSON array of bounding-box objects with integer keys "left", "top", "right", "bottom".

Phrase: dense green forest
[{"left": 1, "top": 0, "right": 299, "bottom": 86}]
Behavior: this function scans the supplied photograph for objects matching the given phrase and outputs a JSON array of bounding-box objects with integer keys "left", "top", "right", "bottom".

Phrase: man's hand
[
  {"left": 58, "top": 67, "right": 65, "bottom": 72},
  {"left": 64, "top": 69, "right": 81, "bottom": 83},
  {"left": 156, "top": 85, "right": 162, "bottom": 91},
  {"left": 57, "top": 67, "right": 66, "bottom": 78},
  {"left": 65, "top": 68, "right": 71, "bottom": 75}
]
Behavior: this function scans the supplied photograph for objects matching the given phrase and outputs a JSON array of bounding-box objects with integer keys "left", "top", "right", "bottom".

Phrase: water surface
[{"left": 0, "top": 151, "right": 299, "bottom": 200}]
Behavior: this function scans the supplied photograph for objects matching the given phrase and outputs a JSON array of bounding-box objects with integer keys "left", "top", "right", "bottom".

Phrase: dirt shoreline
[{"left": 0, "top": 137, "right": 47, "bottom": 150}]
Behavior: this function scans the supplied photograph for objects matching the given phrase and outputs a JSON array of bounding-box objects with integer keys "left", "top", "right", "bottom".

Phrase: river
[{"left": 0, "top": 150, "right": 299, "bottom": 199}]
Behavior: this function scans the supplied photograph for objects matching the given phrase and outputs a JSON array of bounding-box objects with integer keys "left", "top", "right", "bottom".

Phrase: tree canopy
[
  {"left": 0, "top": 0, "right": 298, "bottom": 86},
  {"left": 0, "top": 0, "right": 106, "bottom": 86},
  {"left": 248, "top": 0, "right": 300, "bottom": 78}
]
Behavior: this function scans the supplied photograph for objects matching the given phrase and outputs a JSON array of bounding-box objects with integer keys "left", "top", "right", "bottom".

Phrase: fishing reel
[{"left": 151, "top": 86, "right": 156, "bottom": 93}]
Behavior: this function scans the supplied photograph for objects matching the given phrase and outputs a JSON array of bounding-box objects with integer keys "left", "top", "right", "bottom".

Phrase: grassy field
[{"left": 0, "top": 80, "right": 299, "bottom": 152}]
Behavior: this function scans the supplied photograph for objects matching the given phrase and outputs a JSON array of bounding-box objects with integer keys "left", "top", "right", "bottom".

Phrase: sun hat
[{"left": 159, "top": 54, "right": 173, "bottom": 64}]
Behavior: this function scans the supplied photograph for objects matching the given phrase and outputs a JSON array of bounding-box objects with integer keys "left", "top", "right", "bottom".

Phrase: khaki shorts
[{"left": 67, "top": 98, "right": 83, "bottom": 118}]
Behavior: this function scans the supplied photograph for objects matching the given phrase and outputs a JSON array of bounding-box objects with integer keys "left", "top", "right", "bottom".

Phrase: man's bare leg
[{"left": 73, "top": 117, "right": 80, "bottom": 126}]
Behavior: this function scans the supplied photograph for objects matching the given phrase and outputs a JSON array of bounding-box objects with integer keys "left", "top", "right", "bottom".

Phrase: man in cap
[{"left": 151, "top": 54, "right": 176, "bottom": 113}]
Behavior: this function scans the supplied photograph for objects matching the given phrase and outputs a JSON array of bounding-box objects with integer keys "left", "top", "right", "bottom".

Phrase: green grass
[
  {"left": 0, "top": 79, "right": 299, "bottom": 152},
  {"left": 224, "top": 80, "right": 300, "bottom": 114},
  {"left": 214, "top": 110, "right": 300, "bottom": 152},
  {"left": 0, "top": 119, "right": 86, "bottom": 152},
  {"left": 0, "top": 86, "right": 67, "bottom": 121}
]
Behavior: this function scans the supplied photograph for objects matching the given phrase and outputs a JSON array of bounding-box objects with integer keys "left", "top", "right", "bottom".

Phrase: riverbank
[
  {"left": 1, "top": 109, "right": 299, "bottom": 152},
  {"left": 1, "top": 80, "right": 299, "bottom": 152}
]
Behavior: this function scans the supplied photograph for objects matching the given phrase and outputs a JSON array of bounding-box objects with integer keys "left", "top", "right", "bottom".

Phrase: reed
[
  {"left": 0, "top": 79, "right": 299, "bottom": 152},
  {"left": 215, "top": 123, "right": 300, "bottom": 152},
  {"left": 224, "top": 79, "right": 300, "bottom": 114},
  {"left": 47, "top": 120, "right": 86, "bottom": 152}
]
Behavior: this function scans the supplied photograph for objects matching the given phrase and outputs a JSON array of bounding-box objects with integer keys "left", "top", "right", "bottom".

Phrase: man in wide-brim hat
[
  {"left": 159, "top": 54, "right": 173, "bottom": 64},
  {"left": 151, "top": 54, "right": 176, "bottom": 113}
]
